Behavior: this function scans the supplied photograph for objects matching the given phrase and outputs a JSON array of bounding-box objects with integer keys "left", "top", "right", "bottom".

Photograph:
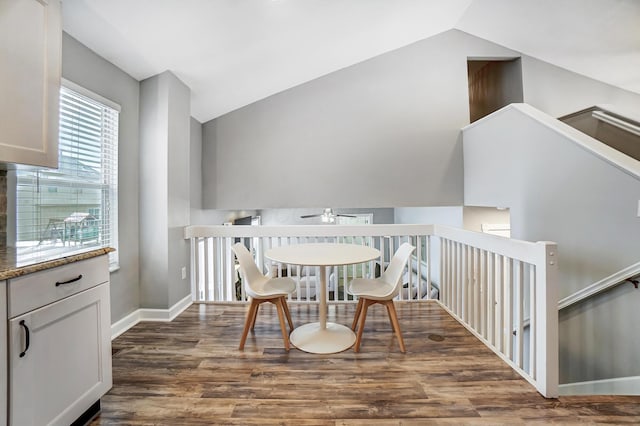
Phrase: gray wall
[
  {"left": 166, "top": 74, "right": 191, "bottom": 307},
  {"left": 139, "top": 74, "right": 169, "bottom": 309},
  {"left": 463, "top": 105, "right": 640, "bottom": 383},
  {"left": 462, "top": 206, "right": 510, "bottom": 233},
  {"left": 394, "top": 206, "right": 463, "bottom": 227},
  {"left": 258, "top": 208, "right": 394, "bottom": 225},
  {"left": 560, "top": 283, "right": 640, "bottom": 384},
  {"left": 190, "top": 118, "right": 203, "bottom": 213},
  {"left": 139, "top": 71, "right": 191, "bottom": 309},
  {"left": 522, "top": 56, "right": 640, "bottom": 118},
  {"left": 61, "top": 33, "right": 140, "bottom": 323},
  {"left": 202, "top": 30, "right": 519, "bottom": 210}
]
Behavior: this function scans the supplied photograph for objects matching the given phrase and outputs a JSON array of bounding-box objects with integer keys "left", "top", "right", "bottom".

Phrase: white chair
[
  {"left": 231, "top": 243, "right": 296, "bottom": 351},
  {"left": 347, "top": 243, "right": 415, "bottom": 353}
]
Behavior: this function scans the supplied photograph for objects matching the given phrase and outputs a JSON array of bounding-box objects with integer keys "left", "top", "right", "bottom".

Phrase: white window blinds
[{"left": 16, "top": 83, "right": 119, "bottom": 268}]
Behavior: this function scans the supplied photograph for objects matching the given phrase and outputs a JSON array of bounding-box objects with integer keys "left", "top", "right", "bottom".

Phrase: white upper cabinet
[{"left": 0, "top": 0, "right": 61, "bottom": 168}]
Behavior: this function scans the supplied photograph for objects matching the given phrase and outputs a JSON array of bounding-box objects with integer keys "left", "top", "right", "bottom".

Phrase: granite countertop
[{"left": 0, "top": 247, "right": 115, "bottom": 280}]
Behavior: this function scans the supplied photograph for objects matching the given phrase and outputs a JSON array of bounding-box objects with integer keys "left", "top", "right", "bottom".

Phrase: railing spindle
[
  {"left": 496, "top": 254, "right": 504, "bottom": 353},
  {"left": 529, "top": 264, "right": 536, "bottom": 378},
  {"left": 487, "top": 251, "right": 495, "bottom": 345},
  {"left": 505, "top": 257, "right": 514, "bottom": 361}
]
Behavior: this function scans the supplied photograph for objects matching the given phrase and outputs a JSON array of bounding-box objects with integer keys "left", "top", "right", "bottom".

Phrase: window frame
[{"left": 14, "top": 79, "right": 120, "bottom": 270}]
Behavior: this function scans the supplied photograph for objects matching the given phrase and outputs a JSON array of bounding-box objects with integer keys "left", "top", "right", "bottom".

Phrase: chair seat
[
  {"left": 348, "top": 277, "right": 395, "bottom": 301},
  {"left": 252, "top": 277, "right": 296, "bottom": 299}
]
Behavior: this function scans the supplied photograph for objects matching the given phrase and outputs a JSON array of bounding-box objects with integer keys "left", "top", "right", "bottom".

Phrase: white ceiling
[{"left": 62, "top": 0, "right": 640, "bottom": 123}]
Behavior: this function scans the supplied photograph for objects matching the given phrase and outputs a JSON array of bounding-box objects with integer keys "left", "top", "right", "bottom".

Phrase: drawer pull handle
[
  {"left": 55, "top": 274, "right": 83, "bottom": 286},
  {"left": 19, "top": 320, "right": 30, "bottom": 358}
]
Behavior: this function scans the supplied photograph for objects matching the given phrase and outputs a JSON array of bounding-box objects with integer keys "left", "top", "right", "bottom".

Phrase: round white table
[{"left": 265, "top": 243, "right": 380, "bottom": 354}]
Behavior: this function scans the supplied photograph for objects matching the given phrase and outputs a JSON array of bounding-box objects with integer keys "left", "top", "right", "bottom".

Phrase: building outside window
[{"left": 15, "top": 81, "right": 119, "bottom": 269}]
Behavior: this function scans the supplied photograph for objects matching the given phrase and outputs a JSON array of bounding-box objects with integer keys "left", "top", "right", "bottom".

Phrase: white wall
[
  {"left": 61, "top": 33, "right": 140, "bottom": 323},
  {"left": 202, "top": 30, "right": 519, "bottom": 210},
  {"left": 463, "top": 104, "right": 640, "bottom": 383}
]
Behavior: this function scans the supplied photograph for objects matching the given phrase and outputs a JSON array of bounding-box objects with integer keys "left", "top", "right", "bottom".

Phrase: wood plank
[{"left": 90, "top": 302, "right": 640, "bottom": 425}]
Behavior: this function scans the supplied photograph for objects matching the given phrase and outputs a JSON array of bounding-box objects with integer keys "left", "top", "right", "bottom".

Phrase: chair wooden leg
[
  {"left": 385, "top": 300, "right": 406, "bottom": 353},
  {"left": 351, "top": 298, "right": 364, "bottom": 331},
  {"left": 281, "top": 297, "right": 294, "bottom": 331},
  {"left": 384, "top": 300, "right": 395, "bottom": 327},
  {"left": 354, "top": 299, "right": 373, "bottom": 353},
  {"left": 240, "top": 299, "right": 259, "bottom": 350},
  {"left": 250, "top": 301, "right": 260, "bottom": 331},
  {"left": 274, "top": 297, "right": 290, "bottom": 351}
]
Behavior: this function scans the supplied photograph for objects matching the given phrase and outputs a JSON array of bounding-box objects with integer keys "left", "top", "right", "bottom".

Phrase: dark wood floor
[{"left": 92, "top": 301, "right": 640, "bottom": 425}]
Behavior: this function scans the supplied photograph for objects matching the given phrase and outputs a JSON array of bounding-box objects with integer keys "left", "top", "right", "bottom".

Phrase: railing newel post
[{"left": 534, "top": 241, "right": 559, "bottom": 398}]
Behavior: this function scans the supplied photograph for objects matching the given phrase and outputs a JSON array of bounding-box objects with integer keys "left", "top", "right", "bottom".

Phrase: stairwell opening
[
  {"left": 560, "top": 107, "right": 640, "bottom": 161},
  {"left": 467, "top": 58, "right": 523, "bottom": 123}
]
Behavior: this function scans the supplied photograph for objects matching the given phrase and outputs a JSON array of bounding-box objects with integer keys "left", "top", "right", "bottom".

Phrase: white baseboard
[
  {"left": 110, "top": 294, "right": 193, "bottom": 340},
  {"left": 110, "top": 309, "right": 140, "bottom": 340},
  {"left": 560, "top": 375, "right": 640, "bottom": 396}
]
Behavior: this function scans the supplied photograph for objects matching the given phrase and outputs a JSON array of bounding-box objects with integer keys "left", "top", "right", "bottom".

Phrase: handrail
[
  {"left": 558, "top": 260, "right": 640, "bottom": 310},
  {"left": 433, "top": 224, "right": 548, "bottom": 264}
]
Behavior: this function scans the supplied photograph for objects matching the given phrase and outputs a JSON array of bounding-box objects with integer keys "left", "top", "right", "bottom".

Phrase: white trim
[
  {"left": 110, "top": 309, "right": 140, "bottom": 340},
  {"left": 110, "top": 294, "right": 193, "bottom": 340},
  {"left": 560, "top": 376, "right": 640, "bottom": 396},
  {"left": 558, "top": 260, "right": 640, "bottom": 310},
  {"left": 61, "top": 78, "right": 122, "bottom": 112},
  {"left": 140, "top": 294, "right": 193, "bottom": 322}
]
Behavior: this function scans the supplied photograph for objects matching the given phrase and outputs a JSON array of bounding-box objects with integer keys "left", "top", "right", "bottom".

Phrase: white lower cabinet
[
  {"left": 7, "top": 256, "right": 112, "bottom": 426},
  {"left": 1, "top": 281, "right": 6, "bottom": 426}
]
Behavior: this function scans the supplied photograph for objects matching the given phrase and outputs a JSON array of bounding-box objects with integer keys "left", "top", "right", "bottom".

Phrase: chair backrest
[
  {"left": 231, "top": 243, "right": 265, "bottom": 289},
  {"left": 380, "top": 242, "right": 415, "bottom": 298}
]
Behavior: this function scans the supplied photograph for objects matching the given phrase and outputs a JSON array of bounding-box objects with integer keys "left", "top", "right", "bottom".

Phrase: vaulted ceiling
[{"left": 62, "top": 0, "right": 640, "bottom": 123}]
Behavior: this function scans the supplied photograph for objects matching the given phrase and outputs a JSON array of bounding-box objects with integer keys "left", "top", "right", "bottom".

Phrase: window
[{"left": 16, "top": 81, "right": 119, "bottom": 269}]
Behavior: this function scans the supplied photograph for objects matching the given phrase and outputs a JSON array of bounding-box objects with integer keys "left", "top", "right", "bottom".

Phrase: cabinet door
[
  {"left": 0, "top": 0, "right": 61, "bottom": 167},
  {"left": 9, "top": 283, "right": 112, "bottom": 426},
  {"left": 1, "top": 281, "right": 6, "bottom": 426}
]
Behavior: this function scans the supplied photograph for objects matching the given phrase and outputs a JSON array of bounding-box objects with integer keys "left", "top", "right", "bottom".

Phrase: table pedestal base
[{"left": 289, "top": 322, "right": 356, "bottom": 354}]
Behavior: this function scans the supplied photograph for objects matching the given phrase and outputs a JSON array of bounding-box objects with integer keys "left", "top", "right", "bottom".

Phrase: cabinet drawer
[{"left": 8, "top": 255, "right": 109, "bottom": 319}]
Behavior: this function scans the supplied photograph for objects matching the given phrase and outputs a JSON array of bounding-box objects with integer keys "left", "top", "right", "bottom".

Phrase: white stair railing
[
  {"left": 435, "top": 225, "right": 558, "bottom": 398},
  {"left": 185, "top": 224, "right": 433, "bottom": 304},
  {"left": 184, "top": 223, "right": 558, "bottom": 398}
]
